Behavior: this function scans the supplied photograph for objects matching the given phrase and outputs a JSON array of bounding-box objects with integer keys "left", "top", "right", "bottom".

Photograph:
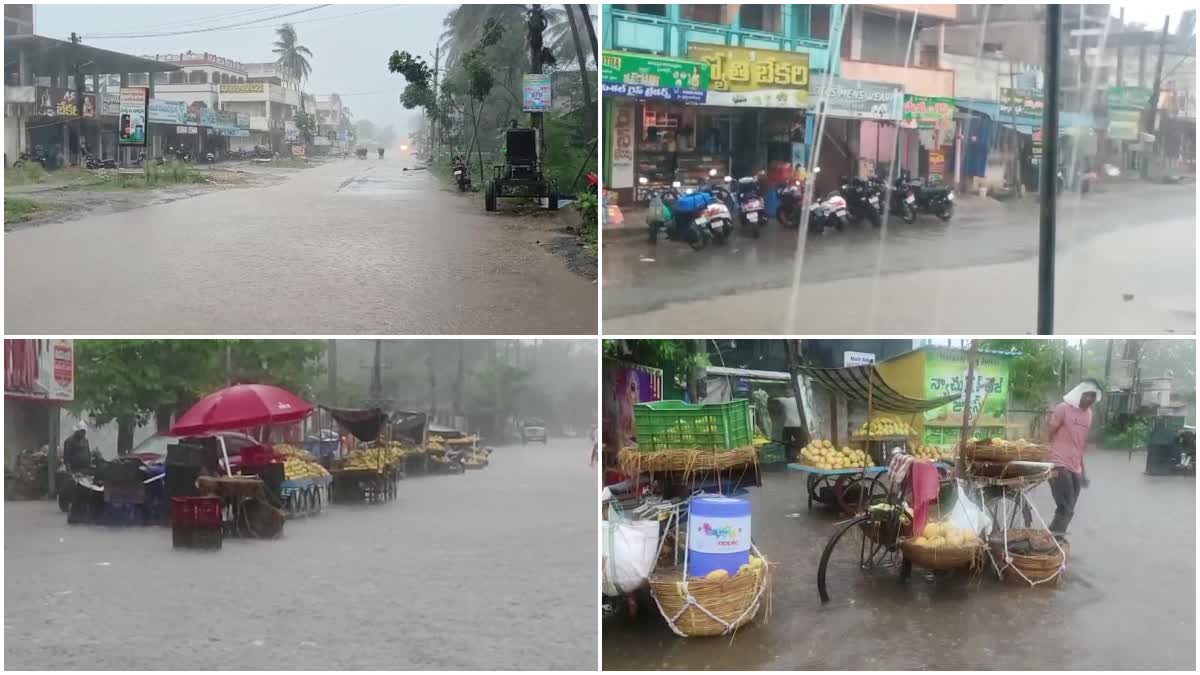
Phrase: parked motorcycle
[
  {"left": 776, "top": 180, "right": 806, "bottom": 229},
  {"left": 839, "top": 176, "right": 883, "bottom": 227},
  {"left": 643, "top": 178, "right": 681, "bottom": 244},
  {"left": 84, "top": 153, "right": 117, "bottom": 170},
  {"left": 12, "top": 148, "right": 48, "bottom": 169},
  {"left": 701, "top": 181, "right": 736, "bottom": 245},
  {"left": 660, "top": 182, "right": 715, "bottom": 251},
  {"left": 869, "top": 175, "right": 916, "bottom": 224},
  {"left": 899, "top": 171, "right": 955, "bottom": 221},
  {"left": 451, "top": 156, "right": 471, "bottom": 191},
  {"left": 734, "top": 176, "right": 765, "bottom": 238}
]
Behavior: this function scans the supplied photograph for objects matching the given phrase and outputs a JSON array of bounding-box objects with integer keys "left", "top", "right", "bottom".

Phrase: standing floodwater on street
[
  {"left": 5, "top": 338, "right": 599, "bottom": 670},
  {"left": 4, "top": 4, "right": 599, "bottom": 334}
]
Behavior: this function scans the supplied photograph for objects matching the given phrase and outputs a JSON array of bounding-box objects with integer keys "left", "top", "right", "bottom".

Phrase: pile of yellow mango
[
  {"left": 342, "top": 445, "right": 406, "bottom": 472},
  {"left": 909, "top": 521, "right": 981, "bottom": 549},
  {"left": 912, "top": 444, "right": 955, "bottom": 462},
  {"left": 856, "top": 416, "right": 918, "bottom": 438},
  {"left": 274, "top": 444, "right": 330, "bottom": 482},
  {"left": 694, "top": 554, "right": 766, "bottom": 581},
  {"left": 799, "top": 440, "right": 874, "bottom": 470}
]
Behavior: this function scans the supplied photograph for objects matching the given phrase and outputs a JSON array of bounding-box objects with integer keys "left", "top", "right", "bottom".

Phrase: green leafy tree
[
  {"left": 74, "top": 340, "right": 325, "bottom": 453},
  {"left": 979, "top": 339, "right": 1065, "bottom": 407},
  {"left": 292, "top": 110, "right": 317, "bottom": 145}
]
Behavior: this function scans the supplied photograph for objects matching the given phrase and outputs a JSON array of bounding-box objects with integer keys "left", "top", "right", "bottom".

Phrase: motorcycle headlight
[{"left": 946, "top": 191, "right": 955, "bottom": 201}]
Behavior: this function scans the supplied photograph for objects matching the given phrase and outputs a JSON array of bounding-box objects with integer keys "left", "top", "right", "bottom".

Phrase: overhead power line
[
  {"left": 95, "top": 5, "right": 282, "bottom": 34},
  {"left": 82, "top": 5, "right": 330, "bottom": 40}
]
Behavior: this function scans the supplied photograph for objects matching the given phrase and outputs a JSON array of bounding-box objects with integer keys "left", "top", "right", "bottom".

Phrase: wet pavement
[
  {"left": 603, "top": 184, "right": 1195, "bottom": 334},
  {"left": 5, "top": 157, "right": 596, "bottom": 334},
  {"left": 602, "top": 449, "right": 1195, "bottom": 670},
  {"left": 5, "top": 440, "right": 597, "bottom": 670}
]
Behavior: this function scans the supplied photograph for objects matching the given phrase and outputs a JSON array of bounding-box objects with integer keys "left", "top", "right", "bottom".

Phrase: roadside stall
[
  {"left": 323, "top": 406, "right": 403, "bottom": 504},
  {"left": 788, "top": 363, "right": 957, "bottom": 516},
  {"left": 427, "top": 423, "right": 486, "bottom": 472},
  {"left": 167, "top": 383, "right": 313, "bottom": 547}
]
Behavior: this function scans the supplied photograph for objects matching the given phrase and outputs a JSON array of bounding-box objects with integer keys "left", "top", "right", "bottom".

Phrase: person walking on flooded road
[{"left": 1045, "top": 379, "right": 1102, "bottom": 534}]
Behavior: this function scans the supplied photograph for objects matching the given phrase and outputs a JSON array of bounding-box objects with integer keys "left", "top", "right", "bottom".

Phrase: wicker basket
[
  {"left": 961, "top": 439, "right": 1049, "bottom": 463},
  {"left": 648, "top": 555, "right": 770, "bottom": 638},
  {"left": 900, "top": 538, "right": 984, "bottom": 570},
  {"left": 995, "top": 528, "right": 1068, "bottom": 586},
  {"left": 962, "top": 460, "right": 1050, "bottom": 479}
]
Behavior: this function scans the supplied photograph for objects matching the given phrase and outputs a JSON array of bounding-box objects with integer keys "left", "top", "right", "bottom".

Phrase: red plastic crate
[{"left": 170, "top": 496, "right": 223, "bottom": 528}]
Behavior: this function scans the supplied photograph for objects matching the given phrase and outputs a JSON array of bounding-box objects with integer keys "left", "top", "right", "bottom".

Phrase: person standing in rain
[
  {"left": 1044, "top": 379, "right": 1102, "bottom": 534},
  {"left": 63, "top": 421, "right": 91, "bottom": 472}
]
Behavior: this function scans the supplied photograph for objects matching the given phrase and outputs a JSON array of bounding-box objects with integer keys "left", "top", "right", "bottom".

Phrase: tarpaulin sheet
[
  {"left": 796, "top": 364, "right": 957, "bottom": 413},
  {"left": 320, "top": 406, "right": 388, "bottom": 443}
]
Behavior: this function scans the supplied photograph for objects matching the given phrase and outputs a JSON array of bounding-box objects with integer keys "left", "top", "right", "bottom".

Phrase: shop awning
[
  {"left": 956, "top": 97, "right": 1093, "bottom": 132},
  {"left": 797, "top": 364, "right": 956, "bottom": 413},
  {"left": 6, "top": 34, "right": 180, "bottom": 76},
  {"left": 319, "top": 405, "right": 388, "bottom": 443}
]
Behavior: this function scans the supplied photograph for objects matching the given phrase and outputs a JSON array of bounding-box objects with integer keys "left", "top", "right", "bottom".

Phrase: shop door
[{"left": 732, "top": 111, "right": 760, "bottom": 178}]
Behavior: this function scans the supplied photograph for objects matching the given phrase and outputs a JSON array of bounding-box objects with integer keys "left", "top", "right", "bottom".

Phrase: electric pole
[
  {"left": 430, "top": 45, "right": 440, "bottom": 160},
  {"left": 1143, "top": 14, "right": 1171, "bottom": 177},
  {"left": 528, "top": 5, "right": 547, "bottom": 161},
  {"left": 327, "top": 339, "right": 338, "bottom": 403},
  {"left": 71, "top": 31, "right": 85, "bottom": 166},
  {"left": 370, "top": 340, "right": 383, "bottom": 402}
]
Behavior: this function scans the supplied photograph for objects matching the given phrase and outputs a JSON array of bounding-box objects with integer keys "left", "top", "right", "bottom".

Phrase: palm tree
[
  {"left": 273, "top": 23, "right": 314, "bottom": 110},
  {"left": 564, "top": 5, "right": 593, "bottom": 134}
]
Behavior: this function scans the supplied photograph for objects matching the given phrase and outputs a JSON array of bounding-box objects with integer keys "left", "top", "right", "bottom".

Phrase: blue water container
[{"left": 687, "top": 495, "right": 752, "bottom": 577}]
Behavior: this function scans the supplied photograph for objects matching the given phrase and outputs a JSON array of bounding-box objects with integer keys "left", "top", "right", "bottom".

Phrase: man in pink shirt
[{"left": 1044, "top": 379, "right": 1102, "bottom": 534}]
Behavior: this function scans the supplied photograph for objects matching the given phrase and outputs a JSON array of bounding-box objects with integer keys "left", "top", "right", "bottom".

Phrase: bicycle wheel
[{"left": 817, "top": 514, "right": 897, "bottom": 603}]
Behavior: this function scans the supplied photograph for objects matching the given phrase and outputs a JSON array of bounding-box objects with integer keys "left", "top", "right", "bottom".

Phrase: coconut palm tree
[
  {"left": 273, "top": 23, "right": 314, "bottom": 110},
  {"left": 564, "top": 5, "right": 593, "bottom": 133}
]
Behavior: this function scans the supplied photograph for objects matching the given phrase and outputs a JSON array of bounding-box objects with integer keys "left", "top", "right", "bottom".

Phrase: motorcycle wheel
[
  {"left": 900, "top": 204, "right": 916, "bottom": 224},
  {"left": 648, "top": 224, "right": 659, "bottom": 244},
  {"left": 12, "top": 160, "right": 24, "bottom": 169},
  {"left": 868, "top": 209, "right": 882, "bottom": 228},
  {"left": 687, "top": 226, "right": 709, "bottom": 251},
  {"left": 58, "top": 490, "right": 71, "bottom": 513},
  {"left": 937, "top": 203, "right": 954, "bottom": 222},
  {"left": 484, "top": 183, "right": 497, "bottom": 212},
  {"left": 712, "top": 224, "right": 730, "bottom": 245}
]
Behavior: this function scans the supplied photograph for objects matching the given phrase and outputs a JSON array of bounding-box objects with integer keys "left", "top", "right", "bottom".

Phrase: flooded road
[
  {"left": 6, "top": 440, "right": 597, "bottom": 670},
  {"left": 602, "top": 449, "right": 1195, "bottom": 670},
  {"left": 603, "top": 184, "right": 1195, "bottom": 334},
  {"left": 5, "top": 157, "right": 596, "bottom": 334}
]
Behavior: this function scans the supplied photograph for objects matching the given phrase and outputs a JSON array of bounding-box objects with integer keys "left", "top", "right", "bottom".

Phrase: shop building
[
  {"left": 602, "top": 4, "right": 844, "bottom": 203},
  {"left": 5, "top": 34, "right": 180, "bottom": 167},
  {"left": 4, "top": 340, "right": 74, "bottom": 492}
]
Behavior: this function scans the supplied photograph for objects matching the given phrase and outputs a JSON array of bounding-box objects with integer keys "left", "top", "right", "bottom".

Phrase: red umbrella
[{"left": 171, "top": 384, "right": 313, "bottom": 436}]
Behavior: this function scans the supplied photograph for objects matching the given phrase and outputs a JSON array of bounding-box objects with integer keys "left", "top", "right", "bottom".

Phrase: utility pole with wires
[
  {"left": 429, "top": 44, "right": 440, "bottom": 160},
  {"left": 527, "top": 5, "right": 547, "bottom": 161},
  {"left": 1142, "top": 14, "right": 1171, "bottom": 178},
  {"left": 70, "top": 31, "right": 85, "bottom": 167}
]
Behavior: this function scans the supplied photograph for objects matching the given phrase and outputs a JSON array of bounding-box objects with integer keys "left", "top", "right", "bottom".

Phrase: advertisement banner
[
  {"left": 1107, "top": 108, "right": 1142, "bottom": 141},
  {"left": 928, "top": 149, "right": 947, "bottom": 182},
  {"left": 902, "top": 94, "right": 955, "bottom": 127},
  {"left": 610, "top": 101, "right": 635, "bottom": 189},
  {"left": 100, "top": 92, "right": 121, "bottom": 117},
  {"left": 602, "top": 50, "right": 709, "bottom": 96},
  {"left": 843, "top": 351, "right": 876, "bottom": 367},
  {"left": 1107, "top": 86, "right": 1152, "bottom": 110},
  {"left": 602, "top": 81, "right": 707, "bottom": 103},
  {"left": 4, "top": 339, "right": 74, "bottom": 402},
  {"left": 284, "top": 121, "right": 299, "bottom": 142},
  {"left": 149, "top": 99, "right": 187, "bottom": 125},
  {"left": 605, "top": 361, "right": 663, "bottom": 449},
  {"left": 34, "top": 87, "right": 96, "bottom": 118},
  {"left": 809, "top": 78, "right": 903, "bottom": 120},
  {"left": 236, "top": 112, "right": 250, "bottom": 128},
  {"left": 702, "top": 88, "right": 808, "bottom": 108},
  {"left": 291, "top": 144, "right": 306, "bottom": 157},
  {"left": 998, "top": 88, "right": 1044, "bottom": 119},
  {"left": 522, "top": 73, "right": 552, "bottom": 112},
  {"left": 220, "top": 82, "right": 265, "bottom": 94},
  {"left": 922, "top": 348, "right": 1010, "bottom": 428},
  {"left": 118, "top": 87, "right": 149, "bottom": 146},
  {"left": 687, "top": 43, "right": 809, "bottom": 96}
]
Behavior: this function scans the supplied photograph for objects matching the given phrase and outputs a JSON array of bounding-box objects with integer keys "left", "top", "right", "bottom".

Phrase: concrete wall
[{"left": 840, "top": 59, "right": 954, "bottom": 96}]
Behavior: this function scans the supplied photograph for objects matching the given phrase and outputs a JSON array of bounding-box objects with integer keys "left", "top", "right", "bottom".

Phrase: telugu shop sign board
[
  {"left": 687, "top": 44, "right": 809, "bottom": 95},
  {"left": 522, "top": 74, "right": 552, "bottom": 112},
  {"left": 602, "top": 50, "right": 709, "bottom": 103},
  {"left": 902, "top": 94, "right": 955, "bottom": 128},
  {"left": 4, "top": 339, "right": 74, "bottom": 402},
  {"left": 998, "top": 88, "right": 1044, "bottom": 119}
]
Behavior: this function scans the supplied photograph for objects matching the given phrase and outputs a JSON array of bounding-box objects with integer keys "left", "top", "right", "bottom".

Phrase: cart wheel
[
  {"left": 485, "top": 183, "right": 497, "bottom": 212},
  {"left": 547, "top": 189, "right": 559, "bottom": 211},
  {"left": 816, "top": 513, "right": 894, "bottom": 603}
]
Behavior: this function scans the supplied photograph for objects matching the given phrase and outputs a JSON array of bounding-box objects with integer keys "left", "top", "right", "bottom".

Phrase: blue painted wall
[{"left": 603, "top": 5, "right": 843, "bottom": 75}]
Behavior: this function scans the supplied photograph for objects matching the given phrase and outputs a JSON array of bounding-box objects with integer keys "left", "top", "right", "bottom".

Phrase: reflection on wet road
[
  {"left": 5, "top": 158, "right": 596, "bottom": 334},
  {"left": 603, "top": 450, "right": 1195, "bottom": 670},
  {"left": 603, "top": 184, "right": 1195, "bottom": 334}
]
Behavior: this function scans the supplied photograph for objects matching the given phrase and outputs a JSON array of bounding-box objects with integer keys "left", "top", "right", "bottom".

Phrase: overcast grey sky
[{"left": 34, "top": 4, "right": 449, "bottom": 134}]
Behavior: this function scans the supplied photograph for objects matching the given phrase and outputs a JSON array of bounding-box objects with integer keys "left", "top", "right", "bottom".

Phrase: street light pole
[{"left": 1037, "top": 5, "right": 1062, "bottom": 335}]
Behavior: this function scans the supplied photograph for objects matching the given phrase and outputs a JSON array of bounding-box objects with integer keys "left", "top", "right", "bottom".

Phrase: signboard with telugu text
[
  {"left": 118, "top": 87, "right": 148, "bottom": 146},
  {"left": 922, "top": 348, "right": 1011, "bottom": 429},
  {"left": 610, "top": 101, "right": 635, "bottom": 189},
  {"left": 687, "top": 44, "right": 808, "bottom": 95},
  {"left": 522, "top": 73, "right": 552, "bottom": 112}
]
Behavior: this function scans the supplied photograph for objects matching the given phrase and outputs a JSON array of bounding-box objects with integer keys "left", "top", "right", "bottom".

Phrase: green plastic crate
[{"left": 633, "top": 399, "right": 753, "bottom": 451}]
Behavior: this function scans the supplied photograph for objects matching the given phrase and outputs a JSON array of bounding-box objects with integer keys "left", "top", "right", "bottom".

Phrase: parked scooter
[
  {"left": 776, "top": 180, "right": 806, "bottom": 229},
  {"left": 643, "top": 177, "right": 710, "bottom": 250},
  {"left": 808, "top": 191, "right": 851, "bottom": 235},
  {"left": 734, "top": 176, "right": 765, "bottom": 238},
  {"left": 699, "top": 169, "right": 736, "bottom": 245}
]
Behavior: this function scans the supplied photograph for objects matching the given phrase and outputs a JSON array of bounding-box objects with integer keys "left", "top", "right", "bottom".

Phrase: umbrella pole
[{"left": 220, "top": 435, "right": 233, "bottom": 477}]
